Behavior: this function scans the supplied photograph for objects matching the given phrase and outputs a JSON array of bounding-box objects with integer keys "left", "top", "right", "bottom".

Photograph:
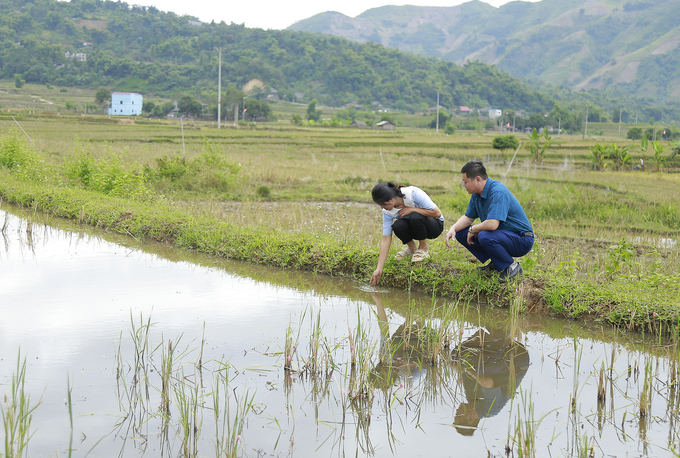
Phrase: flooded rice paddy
[{"left": 1, "top": 205, "right": 679, "bottom": 458}]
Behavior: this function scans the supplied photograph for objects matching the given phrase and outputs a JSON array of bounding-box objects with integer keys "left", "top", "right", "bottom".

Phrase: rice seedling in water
[
  {"left": 509, "top": 386, "right": 538, "bottom": 458},
  {"left": 66, "top": 375, "right": 74, "bottom": 458},
  {"left": 173, "top": 364, "right": 203, "bottom": 458},
  {"left": 1, "top": 352, "right": 40, "bottom": 458},
  {"left": 212, "top": 361, "right": 255, "bottom": 458},
  {"left": 639, "top": 357, "right": 654, "bottom": 419},
  {"left": 303, "top": 308, "right": 335, "bottom": 377}
]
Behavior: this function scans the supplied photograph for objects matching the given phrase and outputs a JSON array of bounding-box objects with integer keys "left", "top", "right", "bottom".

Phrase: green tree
[
  {"left": 445, "top": 124, "right": 456, "bottom": 135},
  {"left": 492, "top": 135, "right": 519, "bottom": 163},
  {"left": 14, "top": 73, "right": 25, "bottom": 88},
  {"left": 307, "top": 99, "right": 321, "bottom": 122},
  {"left": 644, "top": 127, "right": 656, "bottom": 140},
  {"left": 627, "top": 127, "right": 643, "bottom": 140},
  {"left": 94, "top": 87, "right": 110, "bottom": 105},
  {"left": 492, "top": 135, "right": 519, "bottom": 152},
  {"left": 244, "top": 99, "right": 272, "bottom": 121},
  {"left": 142, "top": 101, "right": 156, "bottom": 113},
  {"left": 428, "top": 112, "right": 451, "bottom": 129},
  {"left": 177, "top": 95, "right": 202, "bottom": 117},
  {"left": 291, "top": 114, "right": 302, "bottom": 126},
  {"left": 220, "top": 88, "right": 245, "bottom": 121}
]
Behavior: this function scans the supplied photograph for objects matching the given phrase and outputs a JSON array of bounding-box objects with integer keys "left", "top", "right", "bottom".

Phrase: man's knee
[{"left": 476, "top": 231, "right": 497, "bottom": 245}]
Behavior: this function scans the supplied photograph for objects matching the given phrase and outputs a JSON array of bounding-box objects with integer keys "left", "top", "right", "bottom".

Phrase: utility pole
[
  {"left": 217, "top": 47, "right": 222, "bottom": 129},
  {"left": 436, "top": 91, "right": 439, "bottom": 133},
  {"left": 618, "top": 108, "right": 622, "bottom": 135},
  {"left": 558, "top": 117, "right": 561, "bottom": 137},
  {"left": 242, "top": 96, "right": 246, "bottom": 122},
  {"left": 583, "top": 106, "right": 589, "bottom": 139}
]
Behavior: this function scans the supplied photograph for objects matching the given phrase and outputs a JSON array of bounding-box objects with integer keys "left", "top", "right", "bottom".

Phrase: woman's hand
[
  {"left": 370, "top": 269, "right": 383, "bottom": 285},
  {"left": 398, "top": 206, "right": 415, "bottom": 217}
]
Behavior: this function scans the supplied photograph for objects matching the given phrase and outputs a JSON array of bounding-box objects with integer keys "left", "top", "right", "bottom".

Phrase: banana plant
[
  {"left": 525, "top": 128, "right": 559, "bottom": 163},
  {"left": 588, "top": 143, "right": 607, "bottom": 171},
  {"left": 607, "top": 143, "right": 631, "bottom": 171},
  {"left": 650, "top": 141, "right": 667, "bottom": 172}
]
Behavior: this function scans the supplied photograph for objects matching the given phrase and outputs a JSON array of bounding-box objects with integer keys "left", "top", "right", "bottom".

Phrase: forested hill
[
  {"left": 0, "top": 0, "right": 553, "bottom": 112},
  {"left": 290, "top": 0, "right": 680, "bottom": 104}
]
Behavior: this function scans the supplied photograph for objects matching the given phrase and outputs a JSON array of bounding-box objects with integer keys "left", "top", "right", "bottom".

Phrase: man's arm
[{"left": 465, "top": 219, "right": 500, "bottom": 245}]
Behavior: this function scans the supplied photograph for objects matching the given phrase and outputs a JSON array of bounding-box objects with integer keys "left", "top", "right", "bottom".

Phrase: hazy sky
[{"left": 129, "top": 0, "right": 539, "bottom": 30}]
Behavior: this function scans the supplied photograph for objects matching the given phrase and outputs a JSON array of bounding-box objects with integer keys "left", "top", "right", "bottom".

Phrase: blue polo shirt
[{"left": 465, "top": 178, "right": 532, "bottom": 234}]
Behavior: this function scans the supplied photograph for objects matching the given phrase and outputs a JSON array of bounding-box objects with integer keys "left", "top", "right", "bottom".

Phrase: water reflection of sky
[{"left": 1, "top": 207, "right": 679, "bottom": 457}]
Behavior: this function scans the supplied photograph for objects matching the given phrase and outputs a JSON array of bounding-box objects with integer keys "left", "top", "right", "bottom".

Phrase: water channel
[{"left": 1, "top": 205, "right": 678, "bottom": 457}]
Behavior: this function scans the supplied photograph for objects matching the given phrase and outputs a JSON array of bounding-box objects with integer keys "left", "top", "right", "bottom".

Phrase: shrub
[
  {"left": 64, "top": 149, "right": 150, "bottom": 199},
  {"left": 445, "top": 124, "right": 457, "bottom": 135},
  {"left": 0, "top": 132, "right": 45, "bottom": 181},
  {"left": 627, "top": 127, "right": 643, "bottom": 140},
  {"left": 256, "top": 185, "right": 271, "bottom": 198}
]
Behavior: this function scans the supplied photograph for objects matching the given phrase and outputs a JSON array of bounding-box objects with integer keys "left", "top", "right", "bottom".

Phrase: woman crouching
[{"left": 370, "top": 182, "right": 444, "bottom": 285}]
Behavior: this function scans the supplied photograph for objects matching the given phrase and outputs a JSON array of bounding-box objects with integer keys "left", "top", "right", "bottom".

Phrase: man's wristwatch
[{"left": 469, "top": 226, "right": 476, "bottom": 235}]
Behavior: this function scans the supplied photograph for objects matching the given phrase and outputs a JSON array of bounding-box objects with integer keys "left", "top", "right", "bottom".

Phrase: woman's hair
[{"left": 372, "top": 182, "right": 404, "bottom": 204}]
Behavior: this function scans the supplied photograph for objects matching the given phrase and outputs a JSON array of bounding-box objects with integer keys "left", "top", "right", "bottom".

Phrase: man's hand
[
  {"left": 445, "top": 226, "right": 457, "bottom": 248},
  {"left": 466, "top": 229, "right": 476, "bottom": 245}
]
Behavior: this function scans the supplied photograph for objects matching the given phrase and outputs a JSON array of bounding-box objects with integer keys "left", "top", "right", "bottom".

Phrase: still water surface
[{"left": 1, "top": 205, "right": 678, "bottom": 457}]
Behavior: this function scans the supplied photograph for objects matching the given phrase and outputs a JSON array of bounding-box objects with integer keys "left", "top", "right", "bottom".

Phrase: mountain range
[{"left": 289, "top": 0, "right": 680, "bottom": 103}]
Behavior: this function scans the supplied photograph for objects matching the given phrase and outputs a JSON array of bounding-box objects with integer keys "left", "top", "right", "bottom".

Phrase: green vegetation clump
[{"left": 143, "top": 141, "right": 242, "bottom": 194}]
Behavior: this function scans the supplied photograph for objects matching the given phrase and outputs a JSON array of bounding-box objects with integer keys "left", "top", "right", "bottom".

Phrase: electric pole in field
[
  {"left": 618, "top": 108, "right": 622, "bottom": 135},
  {"left": 583, "top": 106, "right": 589, "bottom": 139},
  {"left": 217, "top": 47, "right": 222, "bottom": 129},
  {"left": 436, "top": 91, "right": 440, "bottom": 133}
]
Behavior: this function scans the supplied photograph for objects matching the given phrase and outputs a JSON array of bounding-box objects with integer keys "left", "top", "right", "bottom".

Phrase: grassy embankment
[{"left": 1, "top": 110, "right": 679, "bottom": 335}]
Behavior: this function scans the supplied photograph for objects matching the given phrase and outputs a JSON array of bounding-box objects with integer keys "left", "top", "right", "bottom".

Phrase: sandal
[
  {"left": 411, "top": 249, "right": 430, "bottom": 262},
  {"left": 394, "top": 247, "right": 413, "bottom": 260}
]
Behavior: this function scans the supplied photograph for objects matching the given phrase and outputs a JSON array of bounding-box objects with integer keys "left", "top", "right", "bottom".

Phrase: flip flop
[
  {"left": 411, "top": 249, "right": 430, "bottom": 262},
  {"left": 395, "top": 247, "right": 413, "bottom": 260}
]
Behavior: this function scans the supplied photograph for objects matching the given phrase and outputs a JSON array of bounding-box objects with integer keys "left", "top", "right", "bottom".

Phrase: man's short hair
[{"left": 461, "top": 160, "right": 487, "bottom": 180}]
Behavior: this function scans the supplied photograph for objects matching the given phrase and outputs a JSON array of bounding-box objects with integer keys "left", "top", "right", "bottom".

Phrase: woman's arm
[
  {"left": 398, "top": 206, "right": 442, "bottom": 218},
  {"left": 370, "top": 234, "right": 393, "bottom": 285}
]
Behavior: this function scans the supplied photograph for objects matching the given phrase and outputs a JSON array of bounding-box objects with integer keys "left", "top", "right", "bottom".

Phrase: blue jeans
[{"left": 455, "top": 228, "right": 534, "bottom": 272}]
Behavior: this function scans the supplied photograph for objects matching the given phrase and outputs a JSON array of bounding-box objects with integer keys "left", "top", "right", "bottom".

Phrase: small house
[
  {"left": 459, "top": 106, "right": 471, "bottom": 114},
  {"left": 489, "top": 109, "right": 502, "bottom": 119},
  {"left": 108, "top": 92, "right": 143, "bottom": 116},
  {"left": 350, "top": 120, "right": 368, "bottom": 129},
  {"left": 376, "top": 120, "right": 396, "bottom": 130}
]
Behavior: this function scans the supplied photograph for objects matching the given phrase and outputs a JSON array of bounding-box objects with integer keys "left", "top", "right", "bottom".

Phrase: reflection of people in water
[
  {"left": 452, "top": 327, "right": 530, "bottom": 436},
  {"left": 369, "top": 292, "right": 427, "bottom": 390}
]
